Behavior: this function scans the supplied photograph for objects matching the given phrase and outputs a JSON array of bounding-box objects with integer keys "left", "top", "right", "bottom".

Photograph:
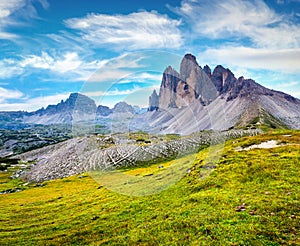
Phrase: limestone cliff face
[
  {"left": 148, "top": 90, "right": 159, "bottom": 111},
  {"left": 158, "top": 66, "right": 180, "bottom": 109},
  {"left": 210, "top": 65, "right": 236, "bottom": 94},
  {"left": 156, "top": 54, "right": 218, "bottom": 110},
  {"left": 181, "top": 54, "right": 218, "bottom": 105}
]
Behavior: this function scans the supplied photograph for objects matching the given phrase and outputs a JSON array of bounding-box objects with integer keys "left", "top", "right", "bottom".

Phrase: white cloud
[
  {"left": 0, "top": 51, "right": 150, "bottom": 82},
  {"left": 0, "top": 51, "right": 101, "bottom": 81},
  {"left": 0, "top": 59, "right": 24, "bottom": 78},
  {"left": 64, "top": 11, "right": 183, "bottom": 50},
  {"left": 0, "top": 93, "right": 70, "bottom": 111},
  {"left": 0, "top": 0, "right": 49, "bottom": 40},
  {"left": 0, "top": 0, "right": 25, "bottom": 19},
  {"left": 172, "top": 0, "right": 300, "bottom": 49},
  {"left": 20, "top": 52, "right": 83, "bottom": 73},
  {"left": 86, "top": 53, "right": 147, "bottom": 82},
  {"left": 198, "top": 47, "right": 300, "bottom": 74},
  {"left": 0, "top": 87, "right": 23, "bottom": 103}
]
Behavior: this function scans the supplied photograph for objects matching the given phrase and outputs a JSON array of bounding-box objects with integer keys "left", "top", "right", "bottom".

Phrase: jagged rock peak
[
  {"left": 180, "top": 53, "right": 201, "bottom": 81},
  {"left": 203, "top": 65, "right": 211, "bottom": 77},
  {"left": 43, "top": 92, "right": 97, "bottom": 115},
  {"left": 183, "top": 53, "right": 197, "bottom": 64},
  {"left": 152, "top": 89, "right": 158, "bottom": 96},
  {"left": 113, "top": 101, "right": 135, "bottom": 114},
  {"left": 148, "top": 89, "right": 159, "bottom": 111},
  {"left": 164, "top": 65, "right": 180, "bottom": 77},
  {"left": 97, "top": 105, "right": 112, "bottom": 116},
  {"left": 67, "top": 92, "right": 94, "bottom": 104},
  {"left": 212, "top": 65, "right": 226, "bottom": 76}
]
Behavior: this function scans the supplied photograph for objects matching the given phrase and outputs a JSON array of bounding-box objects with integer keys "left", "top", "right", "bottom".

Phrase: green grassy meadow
[{"left": 0, "top": 130, "right": 299, "bottom": 245}]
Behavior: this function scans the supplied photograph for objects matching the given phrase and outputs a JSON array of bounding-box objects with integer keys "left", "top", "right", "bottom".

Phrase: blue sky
[{"left": 0, "top": 0, "right": 300, "bottom": 110}]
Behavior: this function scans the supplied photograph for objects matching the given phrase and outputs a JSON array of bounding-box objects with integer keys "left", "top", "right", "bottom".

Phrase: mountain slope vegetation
[{"left": 0, "top": 130, "right": 299, "bottom": 245}]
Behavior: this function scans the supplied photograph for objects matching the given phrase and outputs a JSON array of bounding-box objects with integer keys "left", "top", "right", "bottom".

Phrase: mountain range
[
  {"left": 0, "top": 53, "right": 299, "bottom": 134},
  {"left": 146, "top": 54, "right": 300, "bottom": 134}
]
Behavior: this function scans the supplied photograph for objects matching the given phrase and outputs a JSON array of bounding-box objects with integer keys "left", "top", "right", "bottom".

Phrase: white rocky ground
[{"left": 16, "top": 129, "right": 261, "bottom": 182}]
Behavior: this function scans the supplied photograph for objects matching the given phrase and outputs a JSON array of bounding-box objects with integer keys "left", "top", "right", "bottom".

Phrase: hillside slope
[
  {"left": 1, "top": 130, "right": 299, "bottom": 245},
  {"left": 15, "top": 129, "right": 260, "bottom": 182}
]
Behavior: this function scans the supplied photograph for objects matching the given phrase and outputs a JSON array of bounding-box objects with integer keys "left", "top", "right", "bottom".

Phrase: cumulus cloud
[
  {"left": 171, "top": 0, "right": 300, "bottom": 49},
  {"left": 20, "top": 52, "right": 83, "bottom": 73},
  {"left": 64, "top": 11, "right": 183, "bottom": 50},
  {"left": 0, "top": 51, "right": 104, "bottom": 81},
  {"left": 0, "top": 51, "right": 151, "bottom": 83}
]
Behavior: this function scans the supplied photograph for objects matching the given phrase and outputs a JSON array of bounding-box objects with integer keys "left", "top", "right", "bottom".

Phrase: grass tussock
[{"left": 0, "top": 130, "right": 299, "bottom": 245}]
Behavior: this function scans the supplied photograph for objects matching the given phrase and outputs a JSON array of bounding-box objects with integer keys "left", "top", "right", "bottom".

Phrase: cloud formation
[
  {"left": 0, "top": 92, "right": 70, "bottom": 111},
  {"left": 0, "top": 0, "right": 49, "bottom": 40},
  {"left": 20, "top": 52, "right": 82, "bottom": 73},
  {"left": 198, "top": 47, "right": 300, "bottom": 73},
  {"left": 0, "top": 52, "right": 104, "bottom": 82},
  {"left": 0, "top": 87, "right": 23, "bottom": 103},
  {"left": 172, "top": 0, "right": 300, "bottom": 49},
  {"left": 64, "top": 11, "right": 183, "bottom": 50}
]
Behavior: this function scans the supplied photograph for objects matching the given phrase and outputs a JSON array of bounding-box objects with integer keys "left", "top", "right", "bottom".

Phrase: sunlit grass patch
[{"left": 0, "top": 130, "right": 299, "bottom": 245}]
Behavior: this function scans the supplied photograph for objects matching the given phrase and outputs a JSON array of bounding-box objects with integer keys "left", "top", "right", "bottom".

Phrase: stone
[
  {"left": 113, "top": 101, "right": 135, "bottom": 114},
  {"left": 148, "top": 90, "right": 159, "bottom": 111}
]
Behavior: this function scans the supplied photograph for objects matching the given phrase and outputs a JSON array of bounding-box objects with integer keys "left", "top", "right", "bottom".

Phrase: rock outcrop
[
  {"left": 113, "top": 101, "right": 135, "bottom": 114},
  {"left": 97, "top": 105, "right": 112, "bottom": 116},
  {"left": 23, "top": 93, "right": 97, "bottom": 124},
  {"left": 154, "top": 54, "right": 219, "bottom": 110},
  {"left": 158, "top": 66, "right": 181, "bottom": 109},
  {"left": 38, "top": 93, "right": 97, "bottom": 116},
  {"left": 148, "top": 90, "right": 159, "bottom": 111}
]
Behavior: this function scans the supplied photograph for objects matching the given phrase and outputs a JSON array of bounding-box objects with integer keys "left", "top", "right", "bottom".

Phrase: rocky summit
[
  {"left": 154, "top": 54, "right": 218, "bottom": 110},
  {"left": 147, "top": 54, "right": 300, "bottom": 133}
]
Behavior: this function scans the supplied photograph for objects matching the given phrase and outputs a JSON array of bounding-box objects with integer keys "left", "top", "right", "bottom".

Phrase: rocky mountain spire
[
  {"left": 179, "top": 54, "right": 218, "bottom": 105},
  {"left": 158, "top": 66, "right": 181, "bottom": 109},
  {"left": 203, "top": 65, "right": 211, "bottom": 78},
  {"left": 148, "top": 89, "right": 159, "bottom": 111},
  {"left": 211, "top": 65, "right": 236, "bottom": 94},
  {"left": 157, "top": 54, "right": 220, "bottom": 109},
  {"left": 180, "top": 53, "right": 200, "bottom": 81}
]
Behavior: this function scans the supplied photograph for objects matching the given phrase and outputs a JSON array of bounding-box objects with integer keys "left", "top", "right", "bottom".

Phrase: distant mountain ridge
[
  {"left": 0, "top": 94, "right": 143, "bottom": 127},
  {"left": 0, "top": 53, "right": 299, "bottom": 133}
]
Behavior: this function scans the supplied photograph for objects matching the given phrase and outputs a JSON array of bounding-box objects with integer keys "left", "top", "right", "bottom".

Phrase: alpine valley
[
  {"left": 0, "top": 53, "right": 299, "bottom": 177},
  {"left": 1, "top": 54, "right": 300, "bottom": 246}
]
